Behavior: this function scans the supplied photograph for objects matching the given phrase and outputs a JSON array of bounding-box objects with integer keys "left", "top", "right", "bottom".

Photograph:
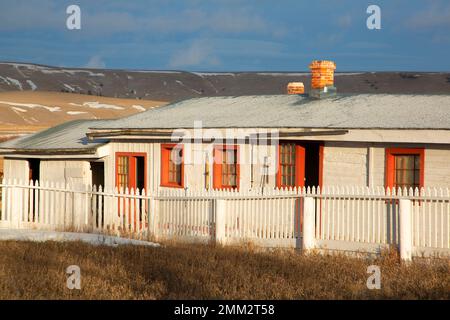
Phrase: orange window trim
[
  {"left": 161, "top": 144, "right": 184, "bottom": 188},
  {"left": 276, "top": 142, "right": 324, "bottom": 189},
  {"left": 276, "top": 143, "right": 304, "bottom": 188},
  {"left": 385, "top": 148, "right": 425, "bottom": 189},
  {"left": 115, "top": 152, "right": 147, "bottom": 190},
  {"left": 213, "top": 145, "right": 240, "bottom": 190}
]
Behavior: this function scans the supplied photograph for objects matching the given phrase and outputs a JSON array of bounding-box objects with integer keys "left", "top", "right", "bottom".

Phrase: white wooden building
[{"left": 1, "top": 94, "right": 450, "bottom": 194}]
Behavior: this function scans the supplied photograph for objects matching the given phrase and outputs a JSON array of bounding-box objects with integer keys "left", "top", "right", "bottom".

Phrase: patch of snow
[
  {"left": 12, "top": 107, "right": 27, "bottom": 113},
  {"left": 67, "top": 111, "right": 88, "bottom": 115},
  {"left": 6, "top": 77, "right": 23, "bottom": 90},
  {"left": 82, "top": 101, "right": 124, "bottom": 110},
  {"left": 132, "top": 70, "right": 181, "bottom": 74},
  {"left": 68, "top": 102, "right": 83, "bottom": 107},
  {"left": 26, "top": 80, "right": 37, "bottom": 91},
  {"left": 192, "top": 72, "right": 236, "bottom": 77},
  {"left": 256, "top": 72, "right": 309, "bottom": 76},
  {"left": 0, "top": 229, "right": 160, "bottom": 248},
  {"left": 132, "top": 105, "right": 146, "bottom": 112},
  {"left": 63, "top": 83, "right": 76, "bottom": 92},
  {"left": 0, "top": 76, "right": 23, "bottom": 90},
  {"left": 0, "top": 100, "right": 61, "bottom": 112},
  {"left": 175, "top": 80, "right": 202, "bottom": 95},
  {"left": 127, "top": 75, "right": 133, "bottom": 80},
  {"left": 334, "top": 72, "right": 365, "bottom": 76},
  {"left": 0, "top": 63, "right": 104, "bottom": 77},
  {"left": 42, "top": 69, "right": 105, "bottom": 77}
]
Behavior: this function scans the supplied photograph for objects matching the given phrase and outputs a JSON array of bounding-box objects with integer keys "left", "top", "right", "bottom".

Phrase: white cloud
[
  {"left": 169, "top": 40, "right": 221, "bottom": 68},
  {"left": 85, "top": 55, "right": 106, "bottom": 69}
]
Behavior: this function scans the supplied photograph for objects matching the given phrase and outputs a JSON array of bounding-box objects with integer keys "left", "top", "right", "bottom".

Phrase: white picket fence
[{"left": 0, "top": 179, "right": 449, "bottom": 259}]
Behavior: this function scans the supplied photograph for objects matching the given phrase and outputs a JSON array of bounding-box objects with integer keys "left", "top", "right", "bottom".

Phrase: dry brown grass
[{"left": 0, "top": 241, "right": 448, "bottom": 300}]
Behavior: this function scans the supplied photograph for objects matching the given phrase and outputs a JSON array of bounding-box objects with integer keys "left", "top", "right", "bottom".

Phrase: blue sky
[{"left": 0, "top": 0, "right": 449, "bottom": 71}]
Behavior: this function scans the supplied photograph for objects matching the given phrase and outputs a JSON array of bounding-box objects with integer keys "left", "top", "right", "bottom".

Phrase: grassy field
[{"left": 0, "top": 241, "right": 448, "bottom": 300}]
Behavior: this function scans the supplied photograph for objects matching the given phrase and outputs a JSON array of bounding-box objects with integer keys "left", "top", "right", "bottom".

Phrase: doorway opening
[
  {"left": 303, "top": 142, "right": 321, "bottom": 188},
  {"left": 28, "top": 159, "right": 40, "bottom": 182},
  {"left": 136, "top": 156, "right": 145, "bottom": 191},
  {"left": 90, "top": 161, "right": 104, "bottom": 188}
]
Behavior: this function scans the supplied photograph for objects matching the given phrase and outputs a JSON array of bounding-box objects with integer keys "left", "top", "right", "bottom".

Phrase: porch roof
[
  {"left": 0, "top": 119, "right": 109, "bottom": 154},
  {"left": 88, "top": 94, "right": 450, "bottom": 130}
]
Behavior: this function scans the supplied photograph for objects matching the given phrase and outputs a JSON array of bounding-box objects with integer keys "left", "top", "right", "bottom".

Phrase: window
[
  {"left": 161, "top": 144, "right": 184, "bottom": 188},
  {"left": 386, "top": 148, "right": 424, "bottom": 190},
  {"left": 279, "top": 143, "right": 297, "bottom": 187},
  {"left": 115, "top": 152, "right": 147, "bottom": 190},
  {"left": 213, "top": 145, "right": 239, "bottom": 189},
  {"left": 277, "top": 143, "right": 305, "bottom": 188}
]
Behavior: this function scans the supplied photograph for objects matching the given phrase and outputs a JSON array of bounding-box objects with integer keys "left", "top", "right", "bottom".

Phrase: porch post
[
  {"left": 302, "top": 196, "right": 316, "bottom": 251},
  {"left": 399, "top": 199, "right": 412, "bottom": 261}
]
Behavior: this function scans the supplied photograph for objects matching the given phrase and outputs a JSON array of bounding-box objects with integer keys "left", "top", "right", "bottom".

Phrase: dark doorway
[
  {"left": 136, "top": 156, "right": 145, "bottom": 191},
  {"left": 28, "top": 159, "right": 40, "bottom": 182},
  {"left": 90, "top": 162, "right": 104, "bottom": 188},
  {"left": 303, "top": 142, "right": 321, "bottom": 188}
]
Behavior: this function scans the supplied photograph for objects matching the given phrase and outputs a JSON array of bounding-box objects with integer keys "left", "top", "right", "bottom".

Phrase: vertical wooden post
[
  {"left": 302, "top": 196, "right": 316, "bottom": 251},
  {"left": 149, "top": 196, "right": 159, "bottom": 241},
  {"left": 399, "top": 199, "right": 412, "bottom": 261},
  {"left": 215, "top": 199, "right": 226, "bottom": 245},
  {"left": 11, "top": 179, "right": 21, "bottom": 228}
]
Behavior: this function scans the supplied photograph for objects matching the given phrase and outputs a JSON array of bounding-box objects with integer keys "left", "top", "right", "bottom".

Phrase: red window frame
[
  {"left": 276, "top": 143, "right": 324, "bottom": 189},
  {"left": 161, "top": 144, "right": 184, "bottom": 188},
  {"left": 276, "top": 143, "right": 305, "bottom": 188},
  {"left": 385, "top": 148, "right": 425, "bottom": 190},
  {"left": 213, "top": 145, "right": 240, "bottom": 190},
  {"left": 115, "top": 152, "right": 147, "bottom": 190}
]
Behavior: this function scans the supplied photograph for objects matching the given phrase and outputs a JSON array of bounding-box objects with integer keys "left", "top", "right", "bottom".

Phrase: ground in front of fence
[{"left": 0, "top": 241, "right": 448, "bottom": 299}]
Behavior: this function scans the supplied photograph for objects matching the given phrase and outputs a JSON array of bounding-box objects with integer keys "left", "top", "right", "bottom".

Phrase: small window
[
  {"left": 277, "top": 142, "right": 305, "bottom": 188},
  {"left": 394, "top": 155, "right": 420, "bottom": 189},
  {"left": 279, "top": 143, "right": 297, "bottom": 187},
  {"left": 117, "top": 155, "right": 130, "bottom": 189},
  {"left": 386, "top": 148, "right": 424, "bottom": 190},
  {"left": 115, "top": 153, "right": 147, "bottom": 190},
  {"left": 161, "top": 144, "right": 184, "bottom": 188},
  {"left": 213, "top": 145, "right": 239, "bottom": 189}
]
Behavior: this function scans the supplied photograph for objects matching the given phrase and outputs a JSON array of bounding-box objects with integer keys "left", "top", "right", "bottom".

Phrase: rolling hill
[{"left": 0, "top": 62, "right": 449, "bottom": 102}]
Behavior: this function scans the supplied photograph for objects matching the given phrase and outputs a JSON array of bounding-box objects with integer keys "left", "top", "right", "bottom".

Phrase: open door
[
  {"left": 115, "top": 153, "right": 147, "bottom": 230},
  {"left": 277, "top": 141, "right": 323, "bottom": 242}
]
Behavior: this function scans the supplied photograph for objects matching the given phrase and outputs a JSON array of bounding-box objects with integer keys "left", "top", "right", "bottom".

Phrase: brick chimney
[
  {"left": 309, "top": 60, "right": 337, "bottom": 99},
  {"left": 287, "top": 82, "right": 305, "bottom": 94}
]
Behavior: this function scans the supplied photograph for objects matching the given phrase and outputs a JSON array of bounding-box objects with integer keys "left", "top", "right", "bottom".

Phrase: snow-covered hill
[{"left": 1, "top": 62, "right": 449, "bottom": 101}]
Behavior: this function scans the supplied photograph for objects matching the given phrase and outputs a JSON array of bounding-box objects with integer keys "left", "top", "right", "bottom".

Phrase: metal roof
[
  {"left": 0, "top": 119, "right": 110, "bottom": 153},
  {"left": 89, "top": 94, "right": 450, "bottom": 130}
]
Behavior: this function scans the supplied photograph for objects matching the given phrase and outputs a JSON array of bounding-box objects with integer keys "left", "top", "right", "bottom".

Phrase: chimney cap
[{"left": 309, "top": 60, "right": 336, "bottom": 70}]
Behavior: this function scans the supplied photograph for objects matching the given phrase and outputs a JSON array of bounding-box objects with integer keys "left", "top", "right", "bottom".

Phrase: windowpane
[
  {"left": 220, "top": 147, "right": 238, "bottom": 188},
  {"left": 167, "top": 147, "right": 182, "bottom": 185},
  {"left": 280, "top": 143, "right": 296, "bottom": 187},
  {"left": 394, "top": 154, "right": 420, "bottom": 189},
  {"left": 117, "top": 156, "right": 129, "bottom": 189}
]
